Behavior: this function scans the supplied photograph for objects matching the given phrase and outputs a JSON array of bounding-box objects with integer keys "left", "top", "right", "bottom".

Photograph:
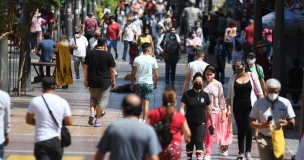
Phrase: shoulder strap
[
  {"left": 41, "top": 95, "right": 59, "bottom": 128},
  {"left": 256, "top": 64, "right": 261, "bottom": 79},
  {"left": 158, "top": 108, "right": 163, "bottom": 119},
  {"left": 249, "top": 72, "right": 259, "bottom": 96}
]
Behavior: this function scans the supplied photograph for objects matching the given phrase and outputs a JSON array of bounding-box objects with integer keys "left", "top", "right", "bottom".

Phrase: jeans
[
  {"left": 165, "top": 61, "right": 177, "bottom": 82},
  {"left": 0, "top": 142, "right": 4, "bottom": 160},
  {"left": 204, "top": 113, "right": 219, "bottom": 155},
  {"left": 34, "top": 137, "right": 63, "bottom": 160},
  {"left": 41, "top": 25, "right": 47, "bottom": 33},
  {"left": 267, "top": 40, "right": 272, "bottom": 59},
  {"left": 155, "top": 34, "right": 164, "bottom": 59},
  {"left": 220, "top": 60, "right": 226, "bottom": 83},
  {"left": 158, "top": 10, "right": 163, "bottom": 20},
  {"left": 73, "top": 56, "right": 84, "bottom": 76},
  {"left": 85, "top": 31, "right": 94, "bottom": 45},
  {"left": 31, "top": 32, "right": 37, "bottom": 49},
  {"left": 188, "top": 54, "right": 197, "bottom": 63},
  {"left": 123, "top": 41, "right": 132, "bottom": 59},
  {"left": 48, "top": 22, "right": 54, "bottom": 35}
]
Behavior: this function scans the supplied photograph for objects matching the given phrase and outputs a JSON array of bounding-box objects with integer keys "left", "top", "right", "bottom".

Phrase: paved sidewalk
[{"left": 5, "top": 41, "right": 301, "bottom": 160}]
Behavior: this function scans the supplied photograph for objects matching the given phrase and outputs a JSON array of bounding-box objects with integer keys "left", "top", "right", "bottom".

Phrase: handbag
[
  {"left": 270, "top": 123, "right": 285, "bottom": 159},
  {"left": 249, "top": 72, "right": 259, "bottom": 98},
  {"left": 42, "top": 95, "right": 71, "bottom": 147}
]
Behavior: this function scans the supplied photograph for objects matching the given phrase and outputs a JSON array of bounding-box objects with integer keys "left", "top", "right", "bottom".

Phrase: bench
[{"left": 31, "top": 62, "right": 56, "bottom": 83}]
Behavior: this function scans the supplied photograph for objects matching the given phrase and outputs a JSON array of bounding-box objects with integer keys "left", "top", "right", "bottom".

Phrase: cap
[
  {"left": 256, "top": 40, "right": 268, "bottom": 47},
  {"left": 42, "top": 77, "right": 56, "bottom": 89},
  {"left": 74, "top": 27, "right": 81, "bottom": 34},
  {"left": 127, "top": 17, "right": 133, "bottom": 21},
  {"left": 166, "top": 12, "right": 171, "bottom": 17},
  {"left": 247, "top": 52, "right": 256, "bottom": 58}
]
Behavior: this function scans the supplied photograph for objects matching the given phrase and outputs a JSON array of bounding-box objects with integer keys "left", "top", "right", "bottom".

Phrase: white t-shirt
[
  {"left": 155, "top": 21, "right": 164, "bottom": 37},
  {"left": 133, "top": 19, "right": 143, "bottom": 35},
  {"left": 296, "top": 135, "right": 304, "bottom": 160},
  {"left": 27, "top": 93, "right": 72, "bottom": 143},
  {"left": 133, "top": 55, "right": 158, "bottom": 84},
  {"left": 123, "top": 23, "right": 137, "bottom": 41},
  {"left": 117, "top": 10, "right": 125, "bottom": 20},
  {"left": 89, "top": 37, "right": 98, "bottom": 50},
  {"left": 104, "top": 8, "right": 111, "bottom": 14},
  {"left": 231, "top": 36, "right": 246, "bottom": 57},
  {"left": 186, "top": 60, "right": 209, "bottom": 89},
  {"left": 70, "top": 36, "right": 88, "bottom": 57},
  {"left": 151, "top": 19, "right": 157, "bottom": 37}
]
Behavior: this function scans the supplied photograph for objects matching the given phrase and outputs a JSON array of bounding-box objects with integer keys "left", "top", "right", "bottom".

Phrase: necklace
[{"left": 96, "top": 47, "right": 106, "bottom": 51}]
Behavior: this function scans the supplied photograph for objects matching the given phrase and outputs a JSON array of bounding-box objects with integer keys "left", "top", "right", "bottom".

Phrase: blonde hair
[
  {"left": 249, "top": 19, "right": 254, "bottom": 25},
  {"left": 60, "top": 35, "right": 69, "bottom": 47}
]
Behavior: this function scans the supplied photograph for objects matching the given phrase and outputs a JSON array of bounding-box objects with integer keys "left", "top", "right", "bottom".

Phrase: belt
[{"left": 259, "top": 133, "right": 272, "bottom": 139}]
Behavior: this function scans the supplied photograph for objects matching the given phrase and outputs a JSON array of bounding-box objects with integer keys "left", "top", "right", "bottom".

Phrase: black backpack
[
  {"left": 154, "top": 108, "right": 180, "bottom": 145},
  {"left": 234, "top": 37, "right": 243, "bottom": 51}
]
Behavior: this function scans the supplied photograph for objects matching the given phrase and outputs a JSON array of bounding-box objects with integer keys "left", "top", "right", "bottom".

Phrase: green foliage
[
  {"left": 99, "top": 0, "right": 117, "bottom": 16},
  {"left": 0, "top": 0, "right": 9, "bottom": 32},
  {"left": 96, "top": 5, "right": 104, "bottom": 20}
]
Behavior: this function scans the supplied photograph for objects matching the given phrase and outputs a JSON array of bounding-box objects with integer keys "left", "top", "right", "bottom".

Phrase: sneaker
[
  {"left": 94, "top": 120, "right": 103, "bottom": 127},
  {"left": 122, "top": 57, "right": 126, "bottom": 61},
  {"left": 245, "top": 152, "right": 253, "bottom": 160},
  {"left": 197, "top": 152, "right": 204, "bottom": 160},
  {"left": 88, "top": 113, "right": 94, "bottom": 125},
  {"left": 76, "top": 75, "right": 80, "bottom": 79},
  {"left": 218, "top": 146, "right": 224, "bottom": 155},
  {"left": 236, "top": 153, "right": 244, "bottom": 160},
  {"left": 142, "top": 120, "right": 146, "bottom": 124},
  {"left": 203, "top": 154, "right": 211, "bottom": 160},
  {"left": 139, "top": 119, "right": 143, "bottom": 123},
  {"left": 222, "top": 150, "right": 228, "bottom": 157},
  {"left": 115, "top": 53, "right": 118, "bottom": 59}
]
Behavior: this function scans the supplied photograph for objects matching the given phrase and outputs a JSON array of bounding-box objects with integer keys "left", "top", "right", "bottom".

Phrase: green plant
[
  {"left": 99, "top": 0, "right": 117, "bottom": 16},
  {"left": 96, "top": 5, "right": 104, "bottom": 20}
]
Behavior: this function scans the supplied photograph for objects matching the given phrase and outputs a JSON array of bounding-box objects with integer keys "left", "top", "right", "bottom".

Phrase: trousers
[
  {"left": 73, "top": 56, "right": 84, "bottom": 76},
  {"left": 220, "top": 60, "right": 226, "bottom": 83},
  {"left": 256, "top": 133, "right": 283, "bottom": 160},
  {"left": 186, "top": 122, "right": 207, "bottom": 158},
  {"left": 123, "top": 41, "right": 132, "bottom": 59},
  {"left": 154, "top": 34, "right": 164, "bottom": 59},
  {"left": 165, "top": 61, "right": 177, "bottom": 82},
  {"left": 204, "top": 113, "right": 219, "bottom": 155},
  {"left": 34, "top": 137, "right": 63, "bottom": 160}
]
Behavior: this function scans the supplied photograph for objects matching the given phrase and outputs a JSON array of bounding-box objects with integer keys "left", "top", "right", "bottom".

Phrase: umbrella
[{"left": 262, "top": 10, "right": 304, "bottom": 31}]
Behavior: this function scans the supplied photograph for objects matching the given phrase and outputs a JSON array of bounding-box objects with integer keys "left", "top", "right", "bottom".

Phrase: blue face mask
[
  {"left": 263, "top": 47, "right": 267, "bottom": 52},
  {"left": 145, "top": 32, "right": 149, "bottom": 35},
  {"left": 170, "top": 36, "right": 175, "bottom": 40},
  {"left": 236, "top": 32, "right": 241, "bottom": 37}
]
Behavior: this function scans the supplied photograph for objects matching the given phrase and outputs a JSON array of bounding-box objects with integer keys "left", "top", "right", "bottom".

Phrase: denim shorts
[
  {"left": 135, "top": 84, "right": 154, "bottom": 101},
  {"left": 107, "top": 39, "right": 118, "bottom": 48}
]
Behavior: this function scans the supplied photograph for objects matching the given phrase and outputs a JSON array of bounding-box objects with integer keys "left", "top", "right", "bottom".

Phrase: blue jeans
[
  {"left": 155, "top": 35, "right": 164, "bottom": 59},
  {"left": 41, "top": 26, "right": 47, "bottom": 34},
  {"left": 165, "top": 61, "right": 177, "bottom": 82},
  {"left": 267, "top": 40, "right": 272, "bottom": 59},
  {"left": 158, "top": 10, "right": 163, "bottom": 20},
  {"left": 188, "top": 54, "right": 197, "bottom": 63},
  {"left": 220, "top": 60, "right": 226, "bottom": 83},
  {"left": 0, "top": 142, "right": 4, "bottom": 160}
]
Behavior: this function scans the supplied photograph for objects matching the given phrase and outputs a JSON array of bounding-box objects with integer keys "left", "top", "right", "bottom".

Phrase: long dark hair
[
  {"left": 162, "top": 89, "right": 177, "bottom": 124},
  {"left": 208, "top": 40, "right": 217, "bottom": 54},
  {"left": 202, "top": 65, "right": 217, "bottom": 80}
]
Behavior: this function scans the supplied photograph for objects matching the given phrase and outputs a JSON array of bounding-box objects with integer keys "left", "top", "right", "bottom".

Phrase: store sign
[{"left": 284, "top": 0, "right": 304, "bottom": 13}]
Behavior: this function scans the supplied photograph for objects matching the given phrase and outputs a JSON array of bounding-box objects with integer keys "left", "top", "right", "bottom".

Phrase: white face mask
[
  {"left": 75, "top": 34, "right": 79, "bottom": 38},
  {"left": 135, "top": 16, "right": 138, "bottom": 19},
  {"left": 247, "top": 58, "right": 255, "bottom": 64},
  {"left": 268, "top": 93, "right": 278, "bottom": 101},
  {"left": 146, "top": 21, "right": 149, "bottom": 24}
]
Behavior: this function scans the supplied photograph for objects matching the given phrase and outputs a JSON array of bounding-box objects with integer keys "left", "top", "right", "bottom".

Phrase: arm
[
  {"left": 95, "top": 151, "right": 104, "bottom": 160},
  {"left": 250, "top": 118, "right": 272, "bottom": 129},
  {"left": 4, "top": 99, "right": 10, "bottom": 146},
  {"left": 149, "top": 35, "right": 155, "bottom": 51},
  {"left": 153, "top": 68, "right": 158, "bottom": 89},
  {"left": 160, "top": 47, "right": 165, "bottom": 60},
  {"left": 251, "top": 73, "right": 264, "bottom": 98},
  {"left": 130, "top": 66, "right": 137, "bottom": 91},
  {"left": 36, "top": 49, "right": 41, "bottom": 57},
  {"left": 41, "top": 19, "right": 46, "bottom": 25},
  {"left": 75, "top": 23, "right": 85, "bottom": 29},
  {"left": 182, "top": 73, "right": 190, "bottom": 95},
  {"left": 121, "top": 29, "right": 125, "bottom": 42},
  {"left": 178, "top": 48, "right": 181, "bottom": 59},
  {"left": 260, "top": 78, "right": 267, "bottom": 96},
  {"left": 180, "top": 102, "right": 186, "bottom": 115},
  {"left": 148, "top": 155, "right": 159, "bottom": 160},
  {"left": 26, "top": 113, "right": 35, "bottom": 125},
  {"left": 84, "top": 64, "right": 89, "bottom": 88},
  {"left": 181, "top": 121, "right": 191, "bottom": 144},
  {"left": 158, "top": 26, "right": 166, "bottom": 38},
  {"left": 205, "top": 104, "right": 215, "bottom": 129},
  {"left": 64, "top": 116, "right": 73, "bottom": 125},
  {"left": 284, "top": 118, "right": 295, "bottom": 128},
  {"left": 109, "top": 67, "right": 116, "bottom": 88},
  {"left": 218, "top": 84, "right": 226, "bottom": 122}
]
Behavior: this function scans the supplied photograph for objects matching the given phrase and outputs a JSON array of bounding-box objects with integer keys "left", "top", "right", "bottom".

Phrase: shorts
[
  {"left": 89, "top": 87, "right": 110, "bottom": 109},
  {"left": 135, "top": 84, "right": 154, "bottom": 101},
  {"left": 107, "top": 39, "right": 118, "bottom": 48}
]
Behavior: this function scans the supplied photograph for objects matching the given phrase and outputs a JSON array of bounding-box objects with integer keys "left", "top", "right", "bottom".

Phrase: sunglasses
[{"left": 171, "top": 30, "right": 175, "bottom": 31}]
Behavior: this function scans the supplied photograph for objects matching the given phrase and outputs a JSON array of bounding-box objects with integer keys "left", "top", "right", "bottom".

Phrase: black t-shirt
[
  {"left": 234, "top": 80, "right": 252, "bottom": 109},
  {"left": 84, "top": 50, "right": 115, "bottom": 88},
  {"left": 165, "top": 41, "right": 180, "bottom": 55},
  {"left": 94, "top": 18, "right": 101, "bottom": 27},
  {"left": 181, "top": 89, "right": 211, "bottom": 124}
]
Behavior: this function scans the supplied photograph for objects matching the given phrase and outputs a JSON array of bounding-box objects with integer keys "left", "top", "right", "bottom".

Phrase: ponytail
[{"left": 162, "top": 89, "right": 177, "bottom": 124}]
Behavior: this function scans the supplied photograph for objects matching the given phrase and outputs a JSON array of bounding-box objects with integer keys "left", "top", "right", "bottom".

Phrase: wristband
[{"left": 211, "top": 123, "right": 215, "bottom": 125}]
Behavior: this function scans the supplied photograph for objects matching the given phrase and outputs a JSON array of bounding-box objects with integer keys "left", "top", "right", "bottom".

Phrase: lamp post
[{"left": 252, "top": 0, "right": 262, "bottom": 53}]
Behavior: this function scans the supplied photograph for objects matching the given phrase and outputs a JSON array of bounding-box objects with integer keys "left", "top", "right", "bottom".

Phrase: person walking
[
  {"left": 201, "top": 65, "right": 226, "bottom": 160},
  {"left": 163, "top": 13, "right": 172, "bottom": 33},
  {"left": 230, "top": 28, "right": 246, "bottom": 66},
  {"left": 247, "top": 52, "right": 267, "bottom": 94},
  {"left": 138, "top": 27, "right": 155, "bottom": 56},
  {"left": 115, "top": 6, "right": 125, "bottom": 29},
  {"left": 26, "top": 77, "right": 73, "bottom": 160},
  {"left": 217, "top": 13, "right": 227, "bottom": 38},
  {"left": 208, "top": 13, "right": 219, "bottom": 39},
  {"left": 133, "top": 13, "right": 143, "bottom": 37},
  {"left": 182, "top": 49, "right": 209, "bottom": 95},
  {"left": 40, "top": 9, "right": 48, "bottom": 34},
  {"left": 54, "top": 35, "right": 73, "bottom": 89},
  {"left": 243, "top": 20, "right": 254, "bottom": 58},
  {"left": 84, "top": 37, "right": 116, "bottom": 127},
  {"left": 35, "top": 33, "right": 56, "bottom": 76},
  {"left": 262, "top": 28, "right": 273, "bottom": 59},
  {"left": 163, "top": 27, "right": 181, "bottom": 45},
  {"left": 186, "top": 30, "right": 202, "bottom": 63},
  {"left": 31, "top": 10, "right": 46, "bottom": 53},
  {"left": 104, "top": 4, "right": 111, "bottom": 14},
  {"left": 224, "top": 21, "right": 237, "bottom": 53},
  {"left": 130, "top": 43, "right": 158, "bottom": 123},
  {"left": 227, "top": 59, "right": 264, "bottom": 160},
  {"left": 107, "top": 16, "right": 121, "bottom": 59},
  {"left": 100, "top": 15, "right": 109, "bottom": 37},
  {"left": 204, "top": 39, "right": 220, "bottom": 80},
  {"left": 70, "top": 28, "right": 88, "bottom": 79},
  {"left": 47, "top": 10, "right": 54, "bottom": 35},
  {"left": 156, "top": 0, "right": 166, "bottom": 19},
  {"left": 187, "top": 21, "right": 203, "bottom": 47},
  {"left": 95, "top": 94, "right": 162, "bottom": 160},
  {"left": 122, "top": 17, "right": 138, "bottom": 61},
  {"left": 75, "top": 12, "right": 98, "bottom": 43},
  {"left": 217, "top": 37, "right": 231, "bottom": 84},
  {"left": 148, "top": 89, "right": 191, "bottom": 160},
  {"left": 255, "top": 40, "right": 269, "bottom": 77},
  {"left": 180, "top": 72, "right": 215, "bottom": 160},
  {"left": 250, "top": 78, "right": 296, "bottom": 160},
  {"left": 89, "top": 30, "right": 101, "bottom": 50},
  {"left": 160, "top": 32, "right": 181, "bottom": 84},
  {"left": 0, "top": 86, "right": 11, "bottom": 160},
  {"left": 154, "top": 14, "right": 166, "bottom": 60}
]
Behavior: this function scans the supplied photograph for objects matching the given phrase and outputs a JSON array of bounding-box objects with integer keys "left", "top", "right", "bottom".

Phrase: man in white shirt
[
  {"left": 130, "top": 43, "right": 158, "bottom": 123},
  {"left": 122, "top": 17, "right": 138, "bottom": 61},
  {"left": 182, "top": 49, "right": 209, "bottom": 95},
  {"left": 250, "top": 78, "right": 296, "bottom": 160},
  {"left": 103, "top": 4, "right": 111, "bottom": 14},
  {"left": 70, "top": 28, "right": 88, "bottom": 79},
  {"left": 26, "top": 77, "right": 73, "bottom": 160},
  {"left": 89, "top": 30, "right": 101, "bottom": 50},
  {"left": 0, "top": 80, "right": 11, "bottom": 159}
]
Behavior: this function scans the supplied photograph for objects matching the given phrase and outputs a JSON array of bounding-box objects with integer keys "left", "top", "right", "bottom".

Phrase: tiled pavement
[{"left": 5, "top": 41, "right": 302, "bottom": 160}]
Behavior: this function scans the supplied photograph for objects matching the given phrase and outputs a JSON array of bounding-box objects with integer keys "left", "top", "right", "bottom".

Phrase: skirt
[{"left": 215, "top": 112, "right": 233, "bottom": 145}]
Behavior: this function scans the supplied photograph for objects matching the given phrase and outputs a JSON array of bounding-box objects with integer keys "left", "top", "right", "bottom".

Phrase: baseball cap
[
  {"left": 247, "top": 52, "right": 256, "bottom": 58},
  {"left": 42, "top": 77, "right": 56, "bottom": 89}
]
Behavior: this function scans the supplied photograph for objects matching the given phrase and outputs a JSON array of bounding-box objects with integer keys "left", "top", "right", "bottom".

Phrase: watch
[{"left": 211, "top": 123, "right": 216, "bottom": 125}]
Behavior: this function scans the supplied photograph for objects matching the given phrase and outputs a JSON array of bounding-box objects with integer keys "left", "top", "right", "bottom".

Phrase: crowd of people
[{"left": 1, "top": 1, "right": 304, "bottom": 160}]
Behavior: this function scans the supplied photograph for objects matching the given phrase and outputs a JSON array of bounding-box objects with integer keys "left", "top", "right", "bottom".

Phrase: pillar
[
  {"left": 252, "top": 0, "right": 262, "bottom": 52},
  {"left": 66, "top": 1, "right": 73, "bottom": 41},
  {"left": 82, "top": 0, "right": 87, "bottom": 21},
  {"left": 0, "top": 37, "right": 9, "bottom": 92}
]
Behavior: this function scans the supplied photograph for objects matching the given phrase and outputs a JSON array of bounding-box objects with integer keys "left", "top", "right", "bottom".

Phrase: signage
[{"left": 284, "top": 0, "right": 304, "bottom": 13}]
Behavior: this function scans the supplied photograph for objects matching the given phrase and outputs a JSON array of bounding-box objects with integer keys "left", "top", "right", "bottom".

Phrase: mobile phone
[
  {"left": 267, "top": 116, "right": 273, "bottom": 123},
  {"left": 209, "top": 125, "right": 214, "bottom": 135}
]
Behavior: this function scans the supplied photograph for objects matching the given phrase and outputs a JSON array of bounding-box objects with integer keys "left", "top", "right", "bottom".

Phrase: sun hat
[
  {"left": 256, "top": 40, "right": 269, "bottom": 47},
  {"left": 127, "top": 17, "right": 133, "bottom": 21},
  {"left": 34, "top": 9, "right": 41, "bottom": 17}
]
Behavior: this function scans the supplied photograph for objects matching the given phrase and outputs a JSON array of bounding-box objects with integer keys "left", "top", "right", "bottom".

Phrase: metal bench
[{"left": 31, "top": 62, "right": 56, "bottom": 83}]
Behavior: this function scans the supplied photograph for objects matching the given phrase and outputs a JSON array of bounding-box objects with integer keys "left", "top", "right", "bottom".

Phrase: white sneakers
[
  {"left": 138, "top": 119, "right": 146, "bottom": 124},
  {"left": 222, "top": 150, "right": 229, "bottom": 157},
  {"left": 203, "top": 154, "right": 211, "bottom": 160}
]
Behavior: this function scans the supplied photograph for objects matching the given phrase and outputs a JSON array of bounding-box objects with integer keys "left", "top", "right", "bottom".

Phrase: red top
[
  {"left": 244, "top": 26, "right": 254, "bottom": 44},
  {"left": 148, "top": 107, "right": 186, "bottom": 144},
  {"left": 83, "top": 17, "right": 98, "bottom": 32},
  {"left": 106, "top": 22, "right": 121, "bottom": 41},
  {"left": 47, "top": 12, "right": 54, "bottom": 23},
  {"left": 129, "top": 46, "right": 137, "bottom": 59},
  {"left": 255, "top": 51, "right": 268, "bottom": 76}
]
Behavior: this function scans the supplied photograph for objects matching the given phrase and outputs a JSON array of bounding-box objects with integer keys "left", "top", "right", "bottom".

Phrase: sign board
[{"left": 284, "top": 0, "right": 304, "bottom": 14}]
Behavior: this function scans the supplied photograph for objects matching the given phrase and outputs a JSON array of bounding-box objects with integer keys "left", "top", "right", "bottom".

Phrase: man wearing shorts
[
  {"left": 84, "top": 37, "right": 116, "bottom": 127},
  {"left": 107, "top": 16, "right": 121, "bottom": 59},
  {"left": 130, "top": 43, "right": 158, "bottom": 123}
]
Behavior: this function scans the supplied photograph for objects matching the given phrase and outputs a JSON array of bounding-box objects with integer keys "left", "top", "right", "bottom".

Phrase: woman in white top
[
  {"left": 227, "top": 59, "right": 263, "bottom": 160},
  {"left": 156, "top": 0, "right": 166, "bottom": 20},
  {"left": 115, "top": 6, "right": 125, "bottom": 29}
]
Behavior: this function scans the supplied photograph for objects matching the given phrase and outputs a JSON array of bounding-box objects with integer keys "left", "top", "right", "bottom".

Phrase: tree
[{"left": 0, "top": 0, "right": 17, "bottom": 41}]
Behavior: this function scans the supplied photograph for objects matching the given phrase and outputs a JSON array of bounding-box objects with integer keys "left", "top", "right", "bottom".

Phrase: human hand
[
  {"left": 154, "top": 84, "right": 158, "bottom": 89},
  {"left": 261, "top": 120, "right": 272, "bottom": 128},
  {"left": 226, "top": 110, "right": 231, "bottom": 118},
  {"left": 74, "top": 45, "right": 78, "bottom": 49},
  {"left": 117, "top": 36, "right": 120, "bottom": 40},
  {"left": 185, "top": 139, "right": 191, "bottom": 144},
  {"left": 229, "top": 128, "right": 233, "bottom": 133},
  {"left": 75, "top": 26, "right": 77, "bottom": 29},
  {"left": 4, "top": 134, "right": 9, "bottom": 146},
  {"left": 221, "top": 114, "right": 225, "bottom": 123},
  {"left": 279, "top": 119, "right": 288, "bottom": 127},
  {"left": 52, "top": 57, "right": 56, "bottom": 61},
  {"left": 84, "top": 81, "right": 88, "bottom": 88},
  {"left": 210, "top": 124, "right": 216, "bottom": 131},
  {"left": 182, "top": 90, "right": 185, "bottom": 96},
  {"left": 111, "top": 81, "right": 116, "bottom": 88},
  {"left": 130, "top": 84, "right": 135, "bottom": 91}
]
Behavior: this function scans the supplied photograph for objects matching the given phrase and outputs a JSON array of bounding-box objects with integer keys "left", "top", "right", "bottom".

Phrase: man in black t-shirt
[{"left": 84, "top": 37, "right": 116, "bottom": 127}]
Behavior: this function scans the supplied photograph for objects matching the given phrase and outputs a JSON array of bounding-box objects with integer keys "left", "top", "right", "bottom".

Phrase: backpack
[
  {"left": 234, "top": 37, "right": 243, "bottom": 51},
  {"left": 154, "top": 108, "right": 180, "bottom": 145},
  {"left": 255, "top": 64, "right": 262, "bottom": 80}
]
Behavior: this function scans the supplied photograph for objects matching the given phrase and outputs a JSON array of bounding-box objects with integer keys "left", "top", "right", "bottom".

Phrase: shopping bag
[{"left": 270, "top": 123, "right": 285, "bottom": 159}]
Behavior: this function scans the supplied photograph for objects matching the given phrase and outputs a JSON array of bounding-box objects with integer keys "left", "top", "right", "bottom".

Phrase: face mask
[
  {"left": 94, "top": 34, "right": 100, "bottom": 38},
  {"left": 135, "top": 16, "right": 138, "bottom": 19},
  {"left": 127, "top": 21, "right": 132, "bottom": 24},
  {"left": 75, "top": 34, "right": 79, "bottom": 38},
  {"left": 192, "top": 34, "right": 196, "bottom": 38},
  {"left": 193, "top": 83, "right": 202, "bottom": 90},
  {"left": 19, "top": 11, "right": 21, "bottom": 14},
  {"left": 206, "top": 75, "right": 215, "bottom": 81},
  {"left": 247, "top": 58, "right": 255, "bottom": 64},
  {"left": 145, "top": 32, "right": 149, "bottom": 35},
  {"left": 170, "top": 36, "right": 175, "bottom": 40},
  {"left": 263, "top": 47, "right": 267, "bottom": 52},
  {"left": 235, "top": 67, "right": 244, "bottom": 74},
  {"left": 236, "top": 32, "right": 241, "bottom": 37},
  {"left": 196, "top": 25, "right": 200, "bottom": 28},
  {"left": 107, "top": 6, "right": 110, "bottom": 9},
  {"left": 268, "top": 93, "right": 278, "bottom": 101}
]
